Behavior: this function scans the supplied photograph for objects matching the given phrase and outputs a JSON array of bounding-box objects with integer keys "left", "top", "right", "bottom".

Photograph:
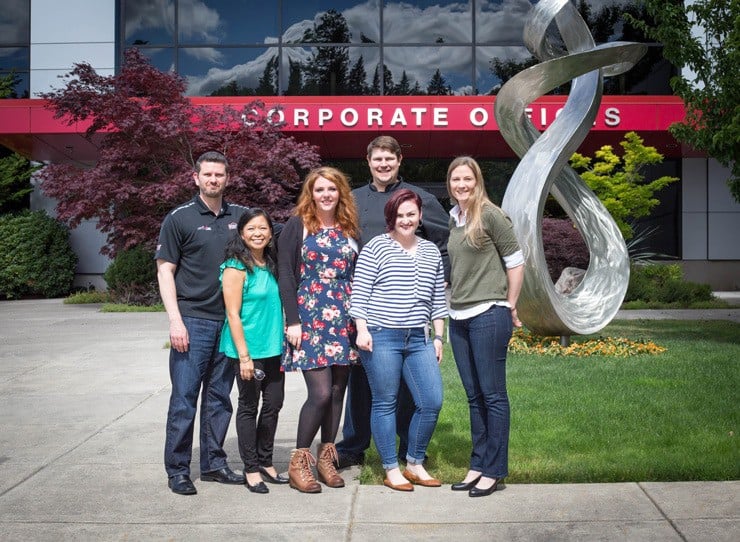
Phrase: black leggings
[
  {"left": 296, "top": 365, "right": 351, "bottom": 449},
  {"left": 232, "top": 355, "right": 284, "bottom": 472}
]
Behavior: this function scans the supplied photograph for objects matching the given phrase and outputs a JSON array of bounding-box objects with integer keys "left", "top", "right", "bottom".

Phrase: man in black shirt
[
  {"left": 156, "top": 151, "right": 248, "bottom": 495},
  {"left": 336, "top": 136, "right": 450, "bottom": 468}
]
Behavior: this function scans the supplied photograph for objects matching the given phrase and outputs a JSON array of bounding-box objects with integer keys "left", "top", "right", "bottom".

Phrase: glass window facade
[
  {"left": 0, "top": 0, "right": 30, "bottom": 98},
  {"left": 120, "top": 0, "right": 675, "bottom": 97}
]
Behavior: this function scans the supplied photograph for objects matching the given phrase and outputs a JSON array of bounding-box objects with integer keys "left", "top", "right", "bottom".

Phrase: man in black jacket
[{"left": 336, "top": 135, "right": 450, "bottom": 468}]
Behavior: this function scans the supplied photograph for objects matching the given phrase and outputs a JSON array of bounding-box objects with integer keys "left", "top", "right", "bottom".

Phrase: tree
[
  {"left": 382, "top": 64, "right": 394, "bottom": 94},
  {"left": 0, "top": 151, "right": 38, "bottom": 214},
  {"left": 1, "top": 72, "right": 39, "bottom": 213},
  {"left": 255, "top": 56, "right": 279, "bottom": 96},
  {"left": 369, "top": 65, "right": 381, "bottom": 95},
  {"left": 347, "top": 56, "right": 369, "bottom": 95},
  {"left": 393, "top": 71, "right": 413, "bottom": 95},
  {"left": 626, "top": 0, "right": 740, "bottom": 201},
  {"left": 570, "top": 131, "right": 678, "bottom": 240},
  {"left": 284, "top": 58, "right": 304, "bottom": 96},
  {"left": 426, "top": 69, "right": 451, "bottom": 96},
  {"left": 38, "top": 48, "right": 321, "bottom": 257},
  {"left": 302, "top": 9, "right": 351, "bottom": 95}
]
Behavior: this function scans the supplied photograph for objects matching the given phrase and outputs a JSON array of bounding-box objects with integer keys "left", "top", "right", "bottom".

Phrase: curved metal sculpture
[{"left": 495, "top": 0, "right": 647, "bottom": 336}]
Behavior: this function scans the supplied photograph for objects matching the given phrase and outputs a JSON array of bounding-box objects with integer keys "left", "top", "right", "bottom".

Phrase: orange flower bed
[{"left": 508, "top": 328, "right": 666, "bottom": 357}]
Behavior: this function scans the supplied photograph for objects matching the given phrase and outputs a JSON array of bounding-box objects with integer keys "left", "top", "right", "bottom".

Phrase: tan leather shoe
[
  {"left": 383, "top": 478, "right": 414, "bottom": 492},
  {"left": 288, "top": 448, "right": 321, "bottom": 493},
  {"left": 402, "top": 469, "right": 441, "bottom": 487},
  {"left": 316, "top": 442, "right": 345, "bottom": 488}
]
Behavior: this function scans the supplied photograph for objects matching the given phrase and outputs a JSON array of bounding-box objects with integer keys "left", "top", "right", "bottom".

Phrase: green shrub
[
  {"left": 103, "top": 245, "right": 159, "bottom": 305},
  {"left": 625, "top": 263, "right": 714, "bottom": 304},
  {"left": 0, "top": 210, "right": 77, "bottom": 299}
]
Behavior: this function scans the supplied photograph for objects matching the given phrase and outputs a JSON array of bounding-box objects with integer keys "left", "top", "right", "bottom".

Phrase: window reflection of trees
[{"left": 118, "top": 1, "right": 673, "bottom": 98}]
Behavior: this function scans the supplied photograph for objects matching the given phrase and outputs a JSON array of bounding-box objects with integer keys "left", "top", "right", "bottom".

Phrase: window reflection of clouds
[
  {"left": 476, "top": 0, "right": 531, "bottom": 45},
  {"left": 476, "top": 45, "right": 531, "bottom": 95},
  {"left": 383, "top": 1, "right": 471, "bottom": 44},
  {"left": 182, "top": 47, "right": 274, "bottom": 96},
  {"left": 177, "top": 0, "right": 221, "bottom": 43},
  {"left": 177, "top": 1, "right": 279, "bottom": 45},
  {"left": 137, "top": 48, "right": 176, "bottom": 74},
  {"left": 122, "top": 0, "right": 657, "bottom": 96},
  {"left": 0, "top": 0, "right": 30, "bottom": 44},
  {"left": 282, "top": 0, "right": 378, "bottom": 43},
  {"left": 124, "top": 0, "right": 174, "bottom": 43},
  {"left": 384, "top": 46, "right": 472, "bottom": 94},
  {"left": 0, "top": 48, "right": 29, "bottom": 66}
]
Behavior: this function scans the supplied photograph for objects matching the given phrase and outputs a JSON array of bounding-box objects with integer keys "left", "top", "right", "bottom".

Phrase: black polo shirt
[{"left": 155, "top": 195, "right": 248, "bottom": 320}]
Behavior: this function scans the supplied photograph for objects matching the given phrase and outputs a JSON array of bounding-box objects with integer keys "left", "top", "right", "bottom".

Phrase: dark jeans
[
  {"left": 336, "top": 362, "right": 416, "bottom": 460},
  {"left": 232, "top": 355, "right": 284, "bottom": 473},
  {"left": 449, "top": 305, "right": 512, "bottom": 479},
  {"left": 164, "top": 316, "right": 235, "bottom": 478}
]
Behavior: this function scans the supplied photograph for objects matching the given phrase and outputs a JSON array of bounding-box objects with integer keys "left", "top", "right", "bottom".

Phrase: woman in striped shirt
[{"left": 349, "top": 189, "right": 447, "bottom": 492}]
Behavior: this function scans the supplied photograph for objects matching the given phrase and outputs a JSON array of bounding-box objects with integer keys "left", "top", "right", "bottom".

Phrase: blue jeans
[
  {"left": 337, "top": 364, "right": 416, "bottom": 460},
  {"left": 360, "top": 327, "right": 443, "bottom": 470},
  {"left": 164, "top": 316, "right": 235, "bottom": 477},
  {"left": 449, "top": 305, "right": 512, "bottom": 479}
]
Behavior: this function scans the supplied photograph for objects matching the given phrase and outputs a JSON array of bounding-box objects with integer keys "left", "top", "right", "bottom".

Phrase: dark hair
[
  {"left": 224, "top": 208, "right": 277, "bottom": 275},
  {"left": 384, "top": 189, "right": 422, "bottom": 232},
  {"left": 195, "top": 151, "right": 229, "bottom": 173}
]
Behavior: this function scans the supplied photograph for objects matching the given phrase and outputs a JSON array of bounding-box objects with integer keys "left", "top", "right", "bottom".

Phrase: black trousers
[{"left": 232, "top": 355, "right": 284, "bottom": 472}]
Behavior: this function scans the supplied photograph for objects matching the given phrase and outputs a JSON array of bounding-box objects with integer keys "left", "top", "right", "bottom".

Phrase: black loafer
[
  {"left": 246, "top": 480, "right": 269, "bottom": 494},
  {"left": 451, "top": 475, "right": 482, "bottom": 491},
  {"left": 258, "top": 466, "right": 289, "bottom": 484},
  {"left": 168, "top": 474, "right": 197, "bottom": 495},
  {"left": 469, "top": 478, "right": 503, "bottom": 497},
  {"left": 201, "top": 467, "right": 245, "bottom": 484}
]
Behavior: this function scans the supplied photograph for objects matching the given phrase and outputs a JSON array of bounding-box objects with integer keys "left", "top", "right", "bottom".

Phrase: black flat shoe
[
  {"left": 469, "top": 478, "right": 503, "bottom": 498},
  {"left": 451, "top": 475, "right": 482, "bottom": 491},
  {"left": 168, "top": 474, "right": 197, "bottom": 495},
  {"left": 246, "top": 480, "right": 269, "bottom": 494},
  {"left": 258, "top": 466, "right": 289, "bottom": 484},
  {"left": 201, "top": 467, "right": 245, "bottom": 484}
]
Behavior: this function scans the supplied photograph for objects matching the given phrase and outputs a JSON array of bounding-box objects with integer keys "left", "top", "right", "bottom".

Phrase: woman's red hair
[{"left": 294, "top": 166, "right": 360, "bottom": 239}]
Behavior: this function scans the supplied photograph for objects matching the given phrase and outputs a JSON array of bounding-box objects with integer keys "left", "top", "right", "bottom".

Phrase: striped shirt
[{"left": 350, "top": 234, "right": 448, "bottom": 328}]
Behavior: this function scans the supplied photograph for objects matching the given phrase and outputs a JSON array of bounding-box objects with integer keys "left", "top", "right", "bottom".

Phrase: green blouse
[{"left": 218, "top": 258, "right": 284, "bottom": 359}]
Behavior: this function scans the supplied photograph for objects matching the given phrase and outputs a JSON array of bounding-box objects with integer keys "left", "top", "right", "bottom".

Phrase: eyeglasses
[{"left": 253, "top": 368, "right": 266, "bottom": 381}]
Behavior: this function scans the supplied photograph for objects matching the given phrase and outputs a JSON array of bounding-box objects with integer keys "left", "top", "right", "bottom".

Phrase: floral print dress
[{"left": 282, "top": 227, "right": 359, "bottom": 371}]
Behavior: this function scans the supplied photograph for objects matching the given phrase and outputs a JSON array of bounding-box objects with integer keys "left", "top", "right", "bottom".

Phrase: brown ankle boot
[
  {"left": 288, "top": 448, "right": 321, "bottom": 493},
  {"left": 316, "top": 442, "right": 345, "bottom": 488}
]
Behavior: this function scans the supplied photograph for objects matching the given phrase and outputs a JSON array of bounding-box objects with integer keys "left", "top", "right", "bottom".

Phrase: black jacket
[{"left": 351, "top": 178, "right": 450, "bottom": 281}]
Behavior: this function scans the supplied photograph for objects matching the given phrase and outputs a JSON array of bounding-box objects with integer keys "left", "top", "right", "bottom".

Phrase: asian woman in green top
[
  {"left": 220, "top": 208, "right": 286, "bottom": 494},
  {"left": 445, "top": 157, "right": 524, "bottom": 498}
]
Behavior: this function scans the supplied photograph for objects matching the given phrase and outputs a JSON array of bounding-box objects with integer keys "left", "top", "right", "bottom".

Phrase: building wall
[
  {"left": 18, "top": 0, "right": 738, "bottom": 292},
  {"left": 29, "top": 0, "right": 116, "bottom": 288},
  {"left": 681, "top": 158, "right": 740, "bottom": 289}
]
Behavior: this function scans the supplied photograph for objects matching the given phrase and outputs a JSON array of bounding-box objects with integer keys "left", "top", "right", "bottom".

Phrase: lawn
[{"left": 358, "top": 319, "right": 739, "bottom": 484}]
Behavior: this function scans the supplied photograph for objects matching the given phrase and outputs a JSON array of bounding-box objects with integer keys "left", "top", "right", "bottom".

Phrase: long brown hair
[
  {"left": 294, "top": 166, "right": 360, "bottom": 239},
  {"left": 446, "top": 156, "right": 496, "bottom": 249}
]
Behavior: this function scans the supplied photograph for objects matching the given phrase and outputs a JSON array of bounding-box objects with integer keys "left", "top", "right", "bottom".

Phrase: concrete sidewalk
[{"left": 0, "top": 299, "right": 737, "bottom": 541}]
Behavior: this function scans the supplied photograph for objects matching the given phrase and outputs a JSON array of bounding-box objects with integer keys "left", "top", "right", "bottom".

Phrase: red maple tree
[{"left": 39, "top": 49, "right": 321, "bottom": 257}]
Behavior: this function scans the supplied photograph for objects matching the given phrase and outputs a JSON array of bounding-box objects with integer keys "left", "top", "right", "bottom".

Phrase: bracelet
[
  {"left": 238, "top": 352, "right": 250, "bottom": 358},
  {"left": 433, "top": 335, "right": 444, "bottom": 342},
  {"left": 239, "top": 359, "right": 253, "bottom": 364}
]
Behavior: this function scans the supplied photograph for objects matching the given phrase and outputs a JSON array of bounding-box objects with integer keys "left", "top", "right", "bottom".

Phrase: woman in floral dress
[{"left": 277, "top": 166, "right": 360, "bottom": 493}]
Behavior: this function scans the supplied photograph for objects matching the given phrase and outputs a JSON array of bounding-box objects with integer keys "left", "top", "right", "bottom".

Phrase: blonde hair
[
  {"left": 295, "top": 166, "right": 360, "bottom": 239},
  {"left": 446, "top": 156, "right": 496, "bottom": 249}
]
